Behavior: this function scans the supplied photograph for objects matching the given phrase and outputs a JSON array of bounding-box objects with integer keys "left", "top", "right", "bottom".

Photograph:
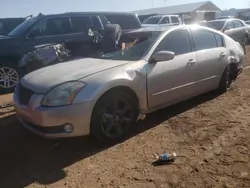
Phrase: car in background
[
  {"left": 0, "top": 12, "right": 142, "bottom": 93},
  {"left": 142, "top": 15, "right": 183, "bottom": 27},
  {"left": 217, "top": 16, "right": 235, "bottom": 20},
  {"left": 14, "top": 25, "right": 244, "bottom": 144},
  {"left": 199, "top": 18, "right": 249, "bottom": 53}
]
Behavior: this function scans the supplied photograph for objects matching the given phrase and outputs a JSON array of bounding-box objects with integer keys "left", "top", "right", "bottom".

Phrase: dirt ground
[{"left": 1, "top": 49, "right": 250, "bottom": 188}]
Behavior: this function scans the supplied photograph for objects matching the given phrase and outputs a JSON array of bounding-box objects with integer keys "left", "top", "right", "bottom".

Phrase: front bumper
[{"left": 14, "top": 92, "right": 96, "bottom": 138}]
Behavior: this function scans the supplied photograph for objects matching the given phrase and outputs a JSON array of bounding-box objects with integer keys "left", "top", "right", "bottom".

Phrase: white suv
[{"left": 142, "top": 15, "right": 183, "bottom": 27}]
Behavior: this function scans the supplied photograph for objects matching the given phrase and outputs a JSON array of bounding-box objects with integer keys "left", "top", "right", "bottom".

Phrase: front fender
[{"left": 73, "top": 66, "right": 148, "bottom": 111}]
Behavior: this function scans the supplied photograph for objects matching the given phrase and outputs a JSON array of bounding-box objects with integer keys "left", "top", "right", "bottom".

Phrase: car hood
[{"left": 21, "top": 58, "right": 129, "bottom": 93}]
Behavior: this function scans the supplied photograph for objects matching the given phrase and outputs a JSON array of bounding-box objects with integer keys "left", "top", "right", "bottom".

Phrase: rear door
[
  {"left": 190, "top": 28, "right": 228, "bottom": 91},
  {"left": 147, "top": 28, "right": 198, "bottom": 108}
]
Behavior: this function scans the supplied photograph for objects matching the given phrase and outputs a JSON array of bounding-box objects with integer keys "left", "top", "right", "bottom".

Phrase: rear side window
[
  {"left": 214, "top": 33, "right": 225, "bottom": 47},
  {"left": 70, "top": 16, "right": 91, "bottom": 33},
  {"left": 155, "top": 29, "right": 192, "bottom": 55},
  {"left": 160, "top": 17, "right": 170, "bottom": 24},
  {"left": 192, "top": 29, "right": 217, "bottom": 51},
  {"left": 105, "top": 15, "right": 141, "bottom": 29},
  {"left": 171, "top": 16, "right": 179, "bottom": 23}
]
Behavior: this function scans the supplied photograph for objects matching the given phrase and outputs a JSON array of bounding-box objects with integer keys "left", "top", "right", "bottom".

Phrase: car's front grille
[{"left": 18, "top": 84, "right": 35, "bottom": 105}]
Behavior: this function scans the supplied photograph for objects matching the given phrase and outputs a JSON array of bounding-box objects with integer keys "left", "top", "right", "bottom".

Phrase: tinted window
[
  {"left": 29, "top": 17, "right": 71, "bottom": 37},
  {"left": 200, "top": 20, "right": 225, "bottom": 30},
  {"left": 171, "top": 16, "right": 179, "bottom": 23},
  {"left": 233, "top": 20, "right": 244, "bottom": 28},
  {"left": 214, "top": 33, "right": 225, "bottom": 47},
  {"left": 160, "top": 17, "right": 170, "bottom": 24},
  {"left": 105, "top": 15, "right": 141, "bottom": 29},
  {"left": 156, "top": 29, "right": 192, "bottom": 55},
  {"left": 71, "top": 16, "right": 91, "bottom": 33},
  {"left": 192, "top": 29, "right": 217, "bottom": 51},
  {"left": 142, "top": 17, "right": 161, "bottom": 24}
]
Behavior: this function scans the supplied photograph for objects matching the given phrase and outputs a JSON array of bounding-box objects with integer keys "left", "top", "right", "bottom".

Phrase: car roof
[
  {"left": 37, "top": 12, "right": 138, "bottom": 18},
  {"left": 127, "top": 25, "right": 180, "bottom": 33},
  {"left": 207, "top": 18, "right": 241, "bottom": 22}
]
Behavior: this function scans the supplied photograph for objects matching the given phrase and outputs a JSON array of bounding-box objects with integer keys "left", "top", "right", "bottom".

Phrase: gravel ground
[{"left": 1, "top": 48, "right": 250, "bottom": 188}]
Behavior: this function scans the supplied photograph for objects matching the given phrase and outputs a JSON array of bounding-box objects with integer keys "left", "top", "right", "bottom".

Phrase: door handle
[{"left": 187, "top": 59, "right": 196, "bottom": 65}]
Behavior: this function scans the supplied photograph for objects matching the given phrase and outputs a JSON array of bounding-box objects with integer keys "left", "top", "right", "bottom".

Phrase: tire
[
  {"left": 90, "top": 90, "right": 139, "bottom": 144},
  {"left": 218, "top": 65, "right": 234, "bottom": 93},
  {"left": 0, "top": 61, "right": 24, "bottom": 94},
  {"left": 102, "top": 24, "right": 122, "bottom": 53}
]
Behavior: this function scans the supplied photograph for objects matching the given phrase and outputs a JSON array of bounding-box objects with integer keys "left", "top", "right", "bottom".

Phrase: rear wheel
[
  {"left": 218, "top": 65, "right": 233, "bottom": 93},
  {"left": 90, "top": 90, "right": 139, "bottom": 144}
]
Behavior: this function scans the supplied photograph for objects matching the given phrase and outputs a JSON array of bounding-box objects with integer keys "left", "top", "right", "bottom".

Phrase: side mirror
[{"left": 152, "top": 51, "right": 175, "bottom": 63}]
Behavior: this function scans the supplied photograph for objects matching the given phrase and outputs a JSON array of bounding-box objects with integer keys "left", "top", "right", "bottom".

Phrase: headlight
[{"left": 41, "top": 81, "right": 86, "bottom": 107}]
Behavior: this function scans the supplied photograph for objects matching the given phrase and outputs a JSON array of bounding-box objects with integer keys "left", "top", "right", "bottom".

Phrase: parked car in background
[
  {"left": 199, "top": 18, "right": 249, "bottom": 53},
  {"left": 142, "top": 15, "right": 183, "bottom": 27},
  {"left": 216, "top": 16, "right": 235, "bottom": 20},
  {"left": 0, "top": 12, "right": 142, "bottom": 93},
  {"left": 14, "top": 25, "right": 244, "bottom": 144}
]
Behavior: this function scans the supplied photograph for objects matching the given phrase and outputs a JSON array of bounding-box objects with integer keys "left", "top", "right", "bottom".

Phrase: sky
[{"left": 0, "top": 0, "right": 249, "bottom": 18}]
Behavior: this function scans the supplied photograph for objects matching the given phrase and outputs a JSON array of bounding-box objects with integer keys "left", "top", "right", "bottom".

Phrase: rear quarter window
[{"left": 214, "top": 33, "right": 225, "bottom": 47}]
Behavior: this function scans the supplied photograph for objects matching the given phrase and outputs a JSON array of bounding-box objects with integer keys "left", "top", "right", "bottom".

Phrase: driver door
[{"left": 147, "top": 28, "right": 198, "bottom": 109}]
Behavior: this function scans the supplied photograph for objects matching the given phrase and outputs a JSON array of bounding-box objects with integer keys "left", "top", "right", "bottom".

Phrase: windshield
[
  {"left": 98, "top": 31, "right": 161, "bottom": 61},
  {"left": 8, "top": 17, "right": 38, "bottom": 37},
  {"left": 200, "top": 21, "right": 226, "bottom": 30},
  {"left": 142, "top": 17, "right": 161, "bottom": 24}
]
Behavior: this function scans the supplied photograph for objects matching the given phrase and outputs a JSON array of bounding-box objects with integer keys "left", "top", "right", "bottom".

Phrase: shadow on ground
[{"left": 0, "top": 91, "right": 220, "bottom": 188}]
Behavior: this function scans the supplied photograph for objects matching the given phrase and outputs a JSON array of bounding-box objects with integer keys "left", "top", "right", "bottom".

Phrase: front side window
[
  {"left": 192, "top": 29, "right": 217, "bottom": 51},
  {"left": 224, "top": 21, "right": 234, "bottom": 30},
  {"left": 155, "top": 29, "right": 192, "bottom": 55},
  {"left": 71, "top": 16, "right": 91, "bottom": 33},
  {"left": 200, "top": 20, "right": 225, "bottom": 30},
  {"left": 171, "top": 16, "right": 179, "bottom": 23},
  {"left": 233, "top": 20, "right": 244, "bottom": 28},
  {"left": 160, "top": 17, "right": 170, "bottom": 24},
  {"left": 28, "top": 17, "right": 71, "bottom": 38}
]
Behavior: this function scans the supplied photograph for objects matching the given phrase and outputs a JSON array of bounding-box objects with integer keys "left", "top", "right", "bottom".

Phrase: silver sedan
[{"left": 14, "top": 25, "right": 244, "bottom": 144}]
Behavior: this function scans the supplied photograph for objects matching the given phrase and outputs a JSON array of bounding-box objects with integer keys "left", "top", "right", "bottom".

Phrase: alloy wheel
[
  {"left": 0, "top": 67, "right": 19, "bottom": 89},
  {"left": 101, "top": 98, "right": 133, "bottom": 138}
]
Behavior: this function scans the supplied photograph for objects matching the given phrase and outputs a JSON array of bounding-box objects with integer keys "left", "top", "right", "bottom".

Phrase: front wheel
[
  {"left": 90, "top": 90, "right": 139, "bottom": 144},
  {"left": 0, "top": 65, "right": 20, "bottom": 94}
]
